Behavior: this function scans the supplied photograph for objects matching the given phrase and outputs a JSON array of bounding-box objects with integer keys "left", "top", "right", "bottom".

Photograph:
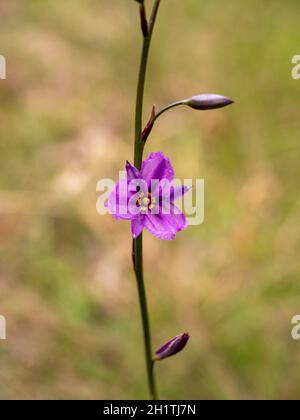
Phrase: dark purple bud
[
  {"left": 154, "top": 332, "right": 190, "bottom": 361},
  {"left": 184, "top": 93, "right": 234, "bottom": 110}
]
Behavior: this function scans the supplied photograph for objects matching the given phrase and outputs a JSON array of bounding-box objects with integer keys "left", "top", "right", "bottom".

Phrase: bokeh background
[{"left": 0, "top": 0, "right": 300, "bottom": 399}]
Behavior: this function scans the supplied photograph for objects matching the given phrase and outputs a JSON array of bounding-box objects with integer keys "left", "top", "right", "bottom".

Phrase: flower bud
[
  {"left": 184, "top": 93, "right": 234, "bottom": 110},
  {"left": 154, "top": 332, "right": 190, "bottom": 361}
]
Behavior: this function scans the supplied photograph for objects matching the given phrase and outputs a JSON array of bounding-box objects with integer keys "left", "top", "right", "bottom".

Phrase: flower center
[{"left": 137, "top": 192, "right": 156, "bottom": 213}]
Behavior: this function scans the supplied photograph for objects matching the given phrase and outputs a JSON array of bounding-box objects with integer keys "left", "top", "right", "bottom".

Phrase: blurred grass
[{"left": 0, "top": 0, "right": 300, "bottom": 399}]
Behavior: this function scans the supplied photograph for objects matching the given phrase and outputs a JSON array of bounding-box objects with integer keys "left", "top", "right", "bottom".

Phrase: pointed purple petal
[
  {"left": 106, "top": 180, "right": 135, "bottom": 220},
  {"left": 126, "top": 161, "right": 140, "bottom": 181},
  {"left": 170, "top": 185, "right": 191, "bottom": 201},
  {"left": 140, "top": 152, "right": 174, "bottom": 188},
  {"left": 144, "top": 204, "right": 188, "bottom": 240},
  {"left": 131, "top": 217, "right": 145, "bottom": 239}
]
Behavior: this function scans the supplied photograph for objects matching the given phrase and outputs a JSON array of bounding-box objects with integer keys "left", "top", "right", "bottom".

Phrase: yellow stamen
[{"left": 142, "top": 197, "right": 150, "bottom": 206}]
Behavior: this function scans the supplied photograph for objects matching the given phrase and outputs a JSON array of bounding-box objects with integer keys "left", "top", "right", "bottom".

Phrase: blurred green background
[{"left": 0, "top": 0, "right": 300, "bottom": 399}]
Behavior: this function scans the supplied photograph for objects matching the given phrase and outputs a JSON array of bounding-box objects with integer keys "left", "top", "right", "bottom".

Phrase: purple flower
[
  {"left": 106, "top": 152, "right": 189, "bottom": 240},
  {"left": 154, "top": 333, "right": 190, "bottom": 361}
]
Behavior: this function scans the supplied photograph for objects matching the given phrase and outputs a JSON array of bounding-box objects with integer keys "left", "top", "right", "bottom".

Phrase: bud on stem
[
  {"left": 184, "top": 93, "right": 234, "bottom": 110},
  {"left": 141, "top": 94, "right": 234, "bottom": 144},
  {"left": 151, "top": 93, "right": 234, "bottom": 128},
  {"left": 154, "top": 332, "right": 190, "bottom": 361}
]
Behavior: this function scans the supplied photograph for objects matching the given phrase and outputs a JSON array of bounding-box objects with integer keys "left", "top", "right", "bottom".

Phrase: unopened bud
[
  {"left": 154, "top": 332, "right": 190, "bottom": 361},
  {"left": 184, "top": 93, "right": 234, "bottom": 110}
]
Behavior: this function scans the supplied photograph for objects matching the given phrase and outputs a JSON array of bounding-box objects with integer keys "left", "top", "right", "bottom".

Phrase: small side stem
[
  {"left": 132, "top": 0, "right": 161, "bottom": 400},
  {"left": 153, "top": 100, "right": 185, "bottom": 123}
]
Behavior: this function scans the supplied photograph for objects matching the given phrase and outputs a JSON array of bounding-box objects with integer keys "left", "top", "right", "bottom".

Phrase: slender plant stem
[
  {"left": 132, "top": 0, "right": 161, "bottom": 400},
  {"left": 153, "top": 100, "right": 185, "bottom": 123},
  {"left": 134, "top": 0, "right": 161, "bottom": 168},
  {"left": 132, "top": 234, "right": 157, "bottom": 400}
]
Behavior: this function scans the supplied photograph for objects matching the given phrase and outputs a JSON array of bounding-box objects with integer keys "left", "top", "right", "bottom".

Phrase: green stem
[
  {"left": 153, "top": 100, "right": 185, "bottom": 124},
  {"left": 133, "top": 235, "right": 158, "bottom": 400},
  {"left": 132, "top": 0, "right": 161, "bottom": 400}
]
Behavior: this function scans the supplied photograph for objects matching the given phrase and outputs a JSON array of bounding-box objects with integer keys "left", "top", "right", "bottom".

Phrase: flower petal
[
  {"left": 144, "top": 204, "right": 188, "bottom": 240},
  {"left": 126, "top": 160, "right": 140, "bottom": 181},
  {"left": 170, "top": 185, "right": 191, "bottom": 201},
  {"left": 140, "top": 152, "right": 174, "bottom": 188},
  {"left": 106, "top": 179, "right": 134, "bottom": 220},
  {"left": 131, "top": 217, "right": 145, "bottom": 239},
  {"left": 160, "top": 184, "right": 191, "bottom": 203}
]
